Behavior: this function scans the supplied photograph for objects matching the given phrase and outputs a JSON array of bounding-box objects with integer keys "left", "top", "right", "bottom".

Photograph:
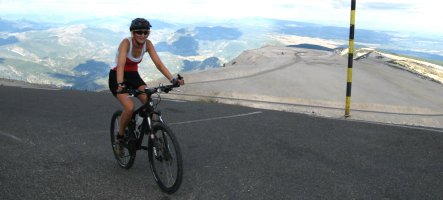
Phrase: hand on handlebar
[
  {"left": 116, "top": 83, "right": 126, "bottom": 93},
  {"left": 171, "top": 74, "right": 185, "bottom": 87}
]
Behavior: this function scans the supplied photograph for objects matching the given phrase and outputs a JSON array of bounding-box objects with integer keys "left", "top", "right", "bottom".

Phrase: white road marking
[
  {"left": 170, "top": 111, "right": 262, "bottom": 125},
  {"left": 0, "top": 130, "right": 23, "bottom": 142},
  {"left": 162, "top": 99, "right": 187, "bottom": 103}
]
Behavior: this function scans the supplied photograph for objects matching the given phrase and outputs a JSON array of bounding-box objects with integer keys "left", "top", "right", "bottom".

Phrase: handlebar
[{"left": 117, "top": 74, "right": 183, "bottom": 97}]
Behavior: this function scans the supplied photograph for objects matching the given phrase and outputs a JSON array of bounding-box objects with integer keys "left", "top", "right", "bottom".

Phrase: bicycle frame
[{"left": 129, "top": 95, "right": 164, "bottom": 151}]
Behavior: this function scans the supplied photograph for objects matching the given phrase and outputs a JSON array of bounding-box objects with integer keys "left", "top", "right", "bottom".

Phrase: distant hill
[
  {"left": 0, "top": 36, "right": 18, "bottom": 46},
  {"left": 0, "top": 18, "right": 53, "bottom": 32},
  {"left": 287, "top": 44, "right": 333, "bottom": 51},
  {"left": 339, "top": 48, "right": 443, "bottom": 84}
]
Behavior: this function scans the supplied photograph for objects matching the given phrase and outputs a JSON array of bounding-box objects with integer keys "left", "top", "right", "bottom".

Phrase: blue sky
[{"left": 1, "top": 0, "right": 443, "bottom": 36}]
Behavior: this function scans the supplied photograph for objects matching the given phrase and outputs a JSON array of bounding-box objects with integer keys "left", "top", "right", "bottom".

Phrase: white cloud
[{"left": 1, "top": 0, "right": 443, "bottom": 35}]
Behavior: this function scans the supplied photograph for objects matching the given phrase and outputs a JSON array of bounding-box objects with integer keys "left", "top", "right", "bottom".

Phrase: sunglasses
[{"left": 133, "top": 30, "right": 150, "bottom": 36}]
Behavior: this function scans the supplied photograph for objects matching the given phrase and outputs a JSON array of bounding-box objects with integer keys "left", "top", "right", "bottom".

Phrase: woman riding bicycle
[{"left": 108, "top": 18, "right": 184, "bottom": 145}]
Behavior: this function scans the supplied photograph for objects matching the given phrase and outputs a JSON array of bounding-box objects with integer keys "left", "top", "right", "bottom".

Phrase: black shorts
[{"left": 108, "top": 69, "right": 146, "bottom": 97}]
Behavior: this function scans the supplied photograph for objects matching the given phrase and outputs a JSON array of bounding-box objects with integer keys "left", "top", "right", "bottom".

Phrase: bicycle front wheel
[
  {"left": 148, "top": 123, "right": 183, "bottom": 194},
  {"left": 110, "top": 110, "right": 135, "bottom": 169}
]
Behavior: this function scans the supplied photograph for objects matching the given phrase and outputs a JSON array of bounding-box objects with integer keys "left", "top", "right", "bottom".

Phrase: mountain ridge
[
  {"left": 1, "top": 44, "right": 442, "bottom": 90},
  {"left": 1, "top": 17, "right": 443, "bottom": 90}
]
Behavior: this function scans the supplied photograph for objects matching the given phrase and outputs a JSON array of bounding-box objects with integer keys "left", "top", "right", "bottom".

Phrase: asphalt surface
[{"left": 0, "top": 86, "right": 442, "bottom": 199}]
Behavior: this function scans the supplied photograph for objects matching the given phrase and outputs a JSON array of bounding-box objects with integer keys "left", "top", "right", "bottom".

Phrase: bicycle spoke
[
  {"left": 161, "top": 160, "right": 175, "bottom": 186},
  {"left": 158, "top": 132, "right": 178, "bottom": 187}
]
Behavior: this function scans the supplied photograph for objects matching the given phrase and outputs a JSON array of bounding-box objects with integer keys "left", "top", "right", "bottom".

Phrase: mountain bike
[{"left": 110, "top": 76, "right": 183, "bottom": 194}]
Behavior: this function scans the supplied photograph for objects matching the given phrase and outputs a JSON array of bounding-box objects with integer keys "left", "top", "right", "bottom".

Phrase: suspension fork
[
  {"left": 153, "top": 111, "right": 164, "bottom": 123},
  {"left": 146, "top": 110, "right": 164, "bottom": 143},
  {"left": 145, "top": 113, "right": 159, "bottom": 140},
  {"left": 148, "top": 111, "right": 164, "bottom": 145}
]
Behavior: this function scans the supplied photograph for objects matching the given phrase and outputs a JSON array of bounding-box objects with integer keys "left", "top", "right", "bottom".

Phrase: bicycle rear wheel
[
  {"left": 110, "top": 110, "right": 135, "bottom": 169},
  {"left": 148, "top": 123, "right": 183, "bottom": 194}
]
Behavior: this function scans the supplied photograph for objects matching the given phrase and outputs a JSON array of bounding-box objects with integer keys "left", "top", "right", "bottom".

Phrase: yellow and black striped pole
[{"left": 345, "top": 0, "right": 356, "bottom": 117}]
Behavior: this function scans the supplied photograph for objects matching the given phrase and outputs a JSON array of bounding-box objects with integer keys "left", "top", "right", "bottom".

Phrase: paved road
[{"left": 0, "top": 86, "right": 442, "bottom": 199}]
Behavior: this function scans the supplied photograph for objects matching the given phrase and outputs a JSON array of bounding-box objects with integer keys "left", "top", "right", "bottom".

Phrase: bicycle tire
[
  {"left": 110, "top": 110, "right": 135, "bottom": 169},
  {"left": 148, "top": 123, "right": 183, "bottom": 194}
]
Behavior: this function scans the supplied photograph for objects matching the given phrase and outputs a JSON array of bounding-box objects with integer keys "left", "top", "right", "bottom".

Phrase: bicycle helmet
[{"left": 129, "top": 18, "right": 152, "bottom": 31}]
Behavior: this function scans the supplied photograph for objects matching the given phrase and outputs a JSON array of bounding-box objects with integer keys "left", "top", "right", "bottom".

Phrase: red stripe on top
[{"left": 112, "top": 57, "right": 142, "bottom": 72}]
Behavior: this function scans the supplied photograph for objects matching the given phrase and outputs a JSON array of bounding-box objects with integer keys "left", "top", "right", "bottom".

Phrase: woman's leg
[
  {"left": 137, "top": 85, "right": 148, "bottom": 104},
  {"left": 117, "top": 93, "right": 134, "bottom": 137}
]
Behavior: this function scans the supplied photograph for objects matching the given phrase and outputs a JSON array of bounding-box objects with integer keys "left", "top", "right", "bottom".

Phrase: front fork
[
  {"left": 148, "top": 111, "right": 163, "bottom": 139},
  {"left": 147, "top": 111, "right": 164, "bottom": 158}
]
